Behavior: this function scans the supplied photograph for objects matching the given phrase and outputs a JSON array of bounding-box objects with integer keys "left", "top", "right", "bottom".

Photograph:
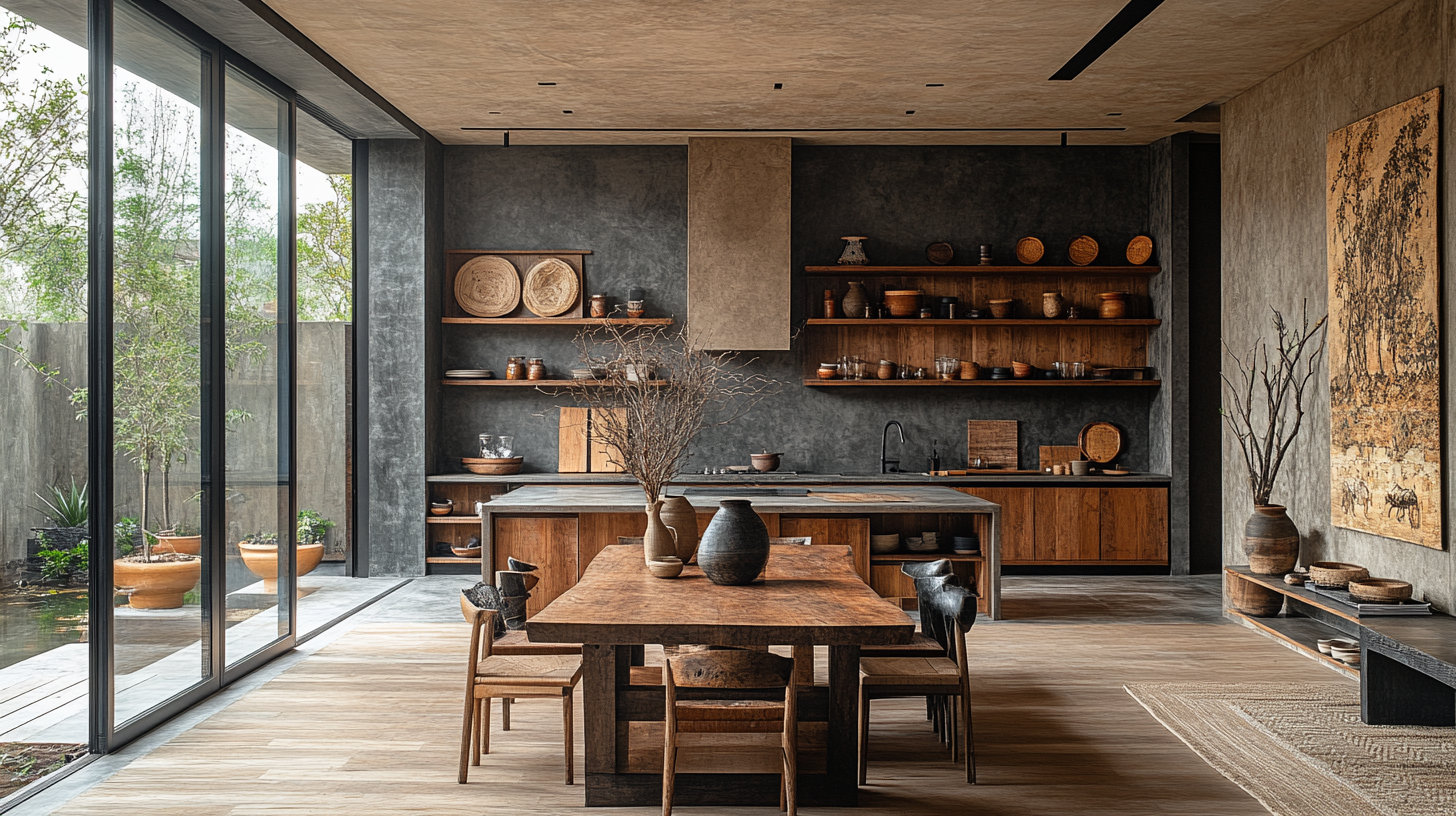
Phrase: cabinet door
[
  {"left": 1033, "top": 488, "right": 1100, "bottom": 561},
  {"left": 576, "top": 512, "right": 646, "bottom": 577},
  {"left": 1099, "top": 487, "right": 1169, "bottom": 562},
  {"left": 955, "top": 487, "right": 1035, "bottom": 563},
  {"left": 492, "top": 516, "right": 579, "bottom": 617},
  {"left": 779, "top": 516, "right": 870, "bottom": 579}
]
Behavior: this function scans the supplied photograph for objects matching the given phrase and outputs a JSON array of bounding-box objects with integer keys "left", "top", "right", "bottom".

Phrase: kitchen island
[{"left": 477, "top": 484, "right": 1002, "bottom": 619}]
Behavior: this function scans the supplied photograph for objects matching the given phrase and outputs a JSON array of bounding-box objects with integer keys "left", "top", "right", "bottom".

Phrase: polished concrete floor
[{"left": 23, "top": 573, "right": 1346, "bottom": 815}]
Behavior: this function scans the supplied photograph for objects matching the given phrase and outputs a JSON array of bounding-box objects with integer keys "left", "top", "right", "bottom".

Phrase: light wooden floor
[{"left": 52, "top": 576, "right": 1350, "bottom": 815}]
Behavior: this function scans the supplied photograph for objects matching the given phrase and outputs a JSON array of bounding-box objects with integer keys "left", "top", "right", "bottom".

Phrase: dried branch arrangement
[
  {"left": 564, "top": 323, "right": 778, "bottom": 502},
  {"left": 1221, "top": 302, "right": 1328, "bottom": 507}
]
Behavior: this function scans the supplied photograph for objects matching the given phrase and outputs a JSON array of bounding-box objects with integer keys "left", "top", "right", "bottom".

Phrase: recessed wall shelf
[
  {"left": 805, "top": 318, "right": 1160, "bottom": 327},
  {"left": 443, "top": 317, "right": 674, "bottom": 326},
  {"left": 804, "top": 265, "right": 1160, "bottom": 277},
  {"left": 804, "top": 379, "right": 1160, "bottom": 388}
]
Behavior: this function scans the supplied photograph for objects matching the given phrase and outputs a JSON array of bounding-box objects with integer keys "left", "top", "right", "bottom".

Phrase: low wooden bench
[{"left": 1225, "top": 567, "right": 1456, "bottom": 726}]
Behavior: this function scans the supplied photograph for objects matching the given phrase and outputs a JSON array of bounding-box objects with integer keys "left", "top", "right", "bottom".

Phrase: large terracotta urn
[
  {"left": 114, "top": 556, "right": 202, "bottom": 609},
  {"left": 1243, "top": 505, "right": 1299, "bottom": 575},
  {"left": 696, "top": 500, "right": 771, "bottom": 586},
  {"left": 239, "top": 541, "right": 325, "bottom": 592},
  {"left": 659, "top": 496, "right": 699, "bottom": 563}
]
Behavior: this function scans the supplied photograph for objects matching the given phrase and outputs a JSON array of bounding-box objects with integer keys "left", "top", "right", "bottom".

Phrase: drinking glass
[
  {"left": 478, "top": 433, "right": 495, "bottom": 458},
  {"left": 1070, "top": 361, "right": 1088, "bottom": 379},
  {"left": 496, "top": 435, "right": 515, "bottom": 458}
]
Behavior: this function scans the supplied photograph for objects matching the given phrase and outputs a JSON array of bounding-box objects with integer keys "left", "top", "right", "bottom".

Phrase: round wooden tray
[
  {"left": 454, "top": 255, "right": 520, "bottom": 317},
  {"left": 926, "top": 241, "right": 954, "bottom": 265},
  {"left": 1015, "top": 236, "right": 1044, "bottom": 264},
  {"left": 1126, "top": 235, "right": 1153, "bottom": 265},
  {"left": 1068, "top": 234, "right": 1099, "bottom": 266},
  {"left": 1079, "top": 421, "right": 1122, "bottom": 463},
  {"left": 462, "top": 456, "right": 524, "bottom": 475},
  {"left": 522, "top": 258, "right": 579, "bottom": 317}
]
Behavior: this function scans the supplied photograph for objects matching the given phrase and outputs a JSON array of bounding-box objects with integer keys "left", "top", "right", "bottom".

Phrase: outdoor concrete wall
[{"left": 1222, "top": 0, "right": 1456, "bottom": 609}]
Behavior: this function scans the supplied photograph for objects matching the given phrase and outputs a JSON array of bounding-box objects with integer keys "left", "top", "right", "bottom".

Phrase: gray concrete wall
[
  {"left": 438, "top": 145, "right": 1177, "bottom": 515},
  {"left": 1222, "top": 0, "right": 1455, "bottom": 608},
  {"left": 1148, "top": 135, "right": 1192, "bottom": 573}
]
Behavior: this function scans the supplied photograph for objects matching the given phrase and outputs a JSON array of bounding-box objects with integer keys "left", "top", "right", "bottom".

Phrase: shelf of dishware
[
  {"left": 804, "top": 378, "right": 1160, "bottom": 387},
  {"left": 442, "top": 317, "right": 674, "bottom": 325},
  {"left": 441, "top": 379, "right": 665, "bottom": 387},
  {"left": 803, "top": 265, "right": 1160, "bottom": 277},
  {"left": 871, "top": 553, "right": 984, "bottom": 563},
  {"left": 804, "top": 318, "right": 1160, "bottom": 327}
]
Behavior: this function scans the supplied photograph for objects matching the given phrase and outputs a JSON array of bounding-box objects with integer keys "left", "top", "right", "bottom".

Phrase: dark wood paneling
[
  {"left": 1034, "top": 488, "right": 1100, "bottom": 561},
  {"left": 956, "top": 487, "right": 1034, "bottom": 562}
]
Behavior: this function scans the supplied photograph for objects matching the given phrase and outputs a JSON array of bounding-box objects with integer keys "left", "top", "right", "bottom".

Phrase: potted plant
[
  {"left": 238, "top": 521, "right": 327, "bottom": 593},
  {"left": 566, "top": 324, "right": 775, "bottom": 577},
  {"left": 31, "top": 478, "right": 88, "bottom": 556},
  {"left": 155, "top": 521, "right": 200, "bottom": 555},
  {"left": 1222, "top": 302, "right": 1327, "bottom": 582}
]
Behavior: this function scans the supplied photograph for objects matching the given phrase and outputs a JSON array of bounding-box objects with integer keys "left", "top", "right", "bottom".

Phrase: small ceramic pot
[
  {"left": 841, "top": 281, "right": 870, "bottom": 319},
  {"left": 960, "top": 361, "right": 980, "bottom": 380},
  {"left": 750, "top": 452, "right": 782, "bottom": 473},
  {"left": 1098, "top": 292, "right": 1127, "bottom": 319},
  {"left": 1043, "top": 291, "right": 1064, "bottom": 319},
  {"left": 817, "top": 364, "right": 838, "bottom": 380},
  {"left": 877, "top": 360, "right": 896, "bottom": 380},
  {"left": 988, "top": 298, "right": 1014, "bottom": 319}
]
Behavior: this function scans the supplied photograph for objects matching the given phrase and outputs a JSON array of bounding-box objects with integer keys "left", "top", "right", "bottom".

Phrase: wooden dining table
[{"left": 527, "top": 543, "right": 916, "bottom": 807}]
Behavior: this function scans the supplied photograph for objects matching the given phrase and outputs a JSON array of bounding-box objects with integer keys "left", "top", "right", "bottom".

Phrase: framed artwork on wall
[{"left": 1327, "top": 88, "right": 1442, "bottom": 550}]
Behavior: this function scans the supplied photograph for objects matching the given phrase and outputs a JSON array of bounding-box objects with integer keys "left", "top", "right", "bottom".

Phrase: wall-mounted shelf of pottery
[
  {"left": 804, "top": 379, "right": 1160, "bottom": 388},
  {"left": 443, "top": 317, "right": 674, "bottom": 326},
  {"left": 805, "top": 318, "right": 1160, "bottom": 328},
  {"left": 804, "top": 265, "right": 1161, "bottom": 277},
  {"left": 427, "top": 515, "right": 483, "bottom": 524},
  {"left": 441, "top": 379, "right": 667, "bottom": 387}
]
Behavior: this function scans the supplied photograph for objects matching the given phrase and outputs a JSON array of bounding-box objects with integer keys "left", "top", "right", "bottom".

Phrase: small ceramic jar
[
  {"left": 1098, "top": 292, "right": 1127, "bottom": 319},
  {"left": 919, "top": 306, "right": 934, "bottom": 319},
  {"left": 526, "top": 357, "right": 545, "bottom": 380},
  {"left": 877, "top": 360, "right": 896, "bottom": 380},
  {"left": 505, "top": 356, "right": 525, "bottom": 380},
  {"left": 1043, "top": 291, "right": 1064, "bottom": 319},
  {"left": 960, "top": 361, "right": 980, "bottom": 380},
  {"left": 590, "top": 294, "right": 609, "bottom": 318}
]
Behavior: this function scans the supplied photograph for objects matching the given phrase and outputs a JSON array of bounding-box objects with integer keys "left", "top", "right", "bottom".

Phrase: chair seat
[
  {"left": 475, "top": 654, "right": 583, "bottom": 686},
  {"left": 492, "top": 630, "right": 581, "bottom": 655},
  {"left": 859, "top": 656, "right": 960, "bottom": 686},
  {"left": 860, "top": 633, "right": 944, "bottom": 658}
]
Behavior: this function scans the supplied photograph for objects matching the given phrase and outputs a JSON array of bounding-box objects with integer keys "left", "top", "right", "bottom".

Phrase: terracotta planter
[
  {"left": 238, "top": 541, "right": 325, "bottom": 593},
  {"left": 114, "top": 557, "right": 201, "bottom": 609},
  {"left": 1243, "top": 505, "right": 1299, "bottom": 575},
  {"left": 155, "top": 535, "right": 201, "bottom": 556},
  {"left": 659, "top": 496, "right": 699, "bottom": 564}
]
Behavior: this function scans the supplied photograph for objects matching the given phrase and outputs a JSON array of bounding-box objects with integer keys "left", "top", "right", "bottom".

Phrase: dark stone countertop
[{"left": 427, "top": 471, "right": 1172, "bottom": 486}]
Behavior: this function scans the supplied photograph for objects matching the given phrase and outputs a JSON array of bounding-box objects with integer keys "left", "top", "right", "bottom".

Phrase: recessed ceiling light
[
  {"left": 925, "top": 83, "right": 944, "bottom": 87},
  {"left": 538, "top": 81, "right": 556, "bottom": 86},
  {"left": 773, "top": 82, "right": 783, "bottom": 90},
  {"left": 563, "top": 110, "right": 573, "bottom": 114},
  {"left": 905, "top": 110, "right": 915, "bottom": 115},
  {"left": 1106, "top": 112, "right": 1122, "bottom": 116}
]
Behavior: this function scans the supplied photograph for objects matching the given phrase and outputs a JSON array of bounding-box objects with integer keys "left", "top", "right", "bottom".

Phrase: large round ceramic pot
[
  {"left": 1243, "top": 505, "right": 1299, "bottom": 575},
  {"left": 238, "top": 541, "right": 325, "bottom": 593},
  {"left": 659, "top": 496, "right": 699, "bottom": 564},
  {"left": 155, "top": 535, "right": 201, "bottom": 556},
  {"left": 696, "top": 499, "right": 771, "bottom": 586},
  {"left": 114, "top": 556, "right": 201, "bottom": 609},
  {"left": 1227, "top": 574, "right": 1285, "bottom": 617}
]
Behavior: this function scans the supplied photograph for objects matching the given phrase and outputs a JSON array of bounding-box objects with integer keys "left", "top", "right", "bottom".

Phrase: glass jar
[
  {"left": 478, "top": 434, "right": 495, "bottom": 458},
  {"left": 590, "top": 294, "right": 608, "bottom": 318},
  {"left": 877, "top": 360, "right": 895, "bottom": 380},
  {"left": 526, "top": 357, "right": 545, "bottom": 380},
  {"left": 496, "top": 435, "right": 515, "bottom": 458},
  {"left": 505, "top": 356, "right": 525, "bottom": 380}
]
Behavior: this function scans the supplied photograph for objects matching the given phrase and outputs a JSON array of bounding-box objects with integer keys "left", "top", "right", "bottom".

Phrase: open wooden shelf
[
  {"left": 804, "top": 265, "right": 1160, "bottom": 277},
  {"left": 427, "top": 516, "right": 482, "bottom": 524},
  {"left": 442, "top": 379, "right": 665, "bottom": 387},
  {"left": 1226, "top": 608, "right": 1359, "bottom": 679},
  {"left": 805, "top": 318, "right": 1160, "bottom": 327},
  {"left": 426, "top": 556, "right": 482, "bottom": 564},
  {"left": 871, "top": 553, "right": 984, "bottom": 563},
  {"left": 805, "top": 378, "right": 1159, "bottom": 387},
  {"left": 443, "top": 317, "right": 674, "bottom": 326}
]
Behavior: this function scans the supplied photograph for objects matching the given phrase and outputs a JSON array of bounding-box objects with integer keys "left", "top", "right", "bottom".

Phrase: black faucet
[{"left": 881, "top": 421, "right": 906, "bottom": 473}]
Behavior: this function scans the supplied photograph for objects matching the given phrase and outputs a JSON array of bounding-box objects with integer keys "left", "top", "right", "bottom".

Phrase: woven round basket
[
  {"left": 926, "top": 241, "right": 954, "bottom": 265},
  {"left": 1126, "top": 235, "right": 1153, "bottom": 265},
  {"left": 1068, "top": 235, "right": 1099, "bottom": 266},
  {"left": 1078, "top": 421, "right": 1122, "bottom": 463},
  {"left": 1015, "top": 236, "right": 1044, "bottom": 264},
  {"left": 522, "top": 258, "right": 580, "bottom": 317},
  {"left": 454, "top": 255, "right": 520, "bottom": 317}
]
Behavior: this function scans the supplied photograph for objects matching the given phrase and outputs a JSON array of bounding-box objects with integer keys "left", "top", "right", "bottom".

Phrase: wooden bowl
[
  {"left": 1308, "top": 561, "right": 1369, "bottom": 588},
  {"left": 1011, "top": 361, "right": 1034, "bottom": 379},
  {"left": 451, "top": 545, "right": 483, "bottom": 559},
  {"left": 462, "top": 456, "right": 524, "bottom": 475},
  {"left": 430, "top": 501, "right": 453, "bottom": 516},
  {"left": 1348, "top": 578, "right": 1413, "bottom": 603},
  {"left": 987, "top": 298, "right": 1014, "bottom": 319},
  {"left": 884, "top": 290, "right": 923, "bottom": 318}
]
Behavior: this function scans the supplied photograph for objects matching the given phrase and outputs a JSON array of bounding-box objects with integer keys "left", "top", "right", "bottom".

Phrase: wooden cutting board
[
  {"left": 588, "top": 408, "right": 626, "bottom": 473},
  {"left": 1038, "top": 445, "right": 1083, "bottom": 471},
  {"left": 966, "top": 420, "right": 1018, "bottom": 470},
  {"left": 558, "top": 407, "right": 590, "bottom": 473}
]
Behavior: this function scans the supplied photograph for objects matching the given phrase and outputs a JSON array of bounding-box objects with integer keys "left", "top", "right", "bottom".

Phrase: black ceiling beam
[{"left": 1050, "top": 0, "right": 1165, "bottom": 81}]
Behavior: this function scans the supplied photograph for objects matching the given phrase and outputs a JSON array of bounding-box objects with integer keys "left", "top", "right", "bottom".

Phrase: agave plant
[{"left": 33, "top": 477, "right": 88, "bottom": 527}]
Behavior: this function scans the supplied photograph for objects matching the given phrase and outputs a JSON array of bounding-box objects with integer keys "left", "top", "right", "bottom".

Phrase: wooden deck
[{"left": 52, "top": 576, "right": 1351, "bottom": 815}]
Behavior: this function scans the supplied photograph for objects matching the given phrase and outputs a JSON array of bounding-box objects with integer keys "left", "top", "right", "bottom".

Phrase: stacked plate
[
  {"left": 446, "top": 369, "right": 494, "bottom": 379},
  {"left": 570, "top": 368, "right": 596, "bottom": 380},
  {"left": 952, "top": 535, "right": 980, "bottom": 554},
  {"left": 988, "top": 366, "right": 1012, "bottom": 380}
]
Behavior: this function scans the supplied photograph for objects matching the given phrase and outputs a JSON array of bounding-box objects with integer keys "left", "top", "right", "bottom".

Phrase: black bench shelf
[{"left": 1225, "top": 567, "right": 1456, "bottom": 726}]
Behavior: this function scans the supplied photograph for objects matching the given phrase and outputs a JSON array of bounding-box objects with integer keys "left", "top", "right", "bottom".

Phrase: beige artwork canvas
[{"left": 1327, "top": 88, "right": 1442, "bottom": 549}]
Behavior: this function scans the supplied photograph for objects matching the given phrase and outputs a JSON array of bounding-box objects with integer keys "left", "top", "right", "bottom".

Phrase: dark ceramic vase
[
  {"left": 1243, "top": 505, "right": 1300, "bottom": 575},
  {"left": 696, "top": 499, "right": 770, "bottom": 586}
]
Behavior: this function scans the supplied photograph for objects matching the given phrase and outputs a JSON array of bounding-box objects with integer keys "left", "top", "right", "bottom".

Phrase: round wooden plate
[
  {"left": 1126, "top": 235, "right": 1153, "bottom": 265},
  {"left": 926, "top": 241, "right": 954, "bottom": 265},
  {"left": 1068, "top": 234, "right": 1099, "bottom": 266},
  {"left": 522, "top": 258, "right": 580, "bottom": 317},
  {"left": 454, "top": 255, "right": 520, "bottom": 317},
  {"left": 1079, "top": 421, "right": 1122, "bottom": 463},
  {"left": 1015, "top": 236, "right": 1044, "bottom": 264}
]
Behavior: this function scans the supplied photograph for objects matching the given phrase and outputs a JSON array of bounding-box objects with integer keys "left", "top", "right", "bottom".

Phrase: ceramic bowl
[
  {"left": 647, "top": 557, "right": 684, "bottom": 578},
  {"left": 1011, "top": 361, "right": 1034, "bottom": 379},
  {"left": 430, "top": 500, "right": 453, "bottom": 515},
  {"left": 1329, "top": 645, "right": 1361, "bottom": 665},
  {"left": 451, "top": 544, "right": 483, "bottom": 559},
  {"left": 952, "top": 535, "right": 979, "bottom": 553},
  {"left": 987, "top": 298, "right": 1014, "bottom": 319},
  {"left": 750, "top": 452, "right": 783, "bottom": 472},
  {"left": 1318, "top": 637, "right": 1357, "bottom": 655},
  {"left": 870, "top": 534, "right": 900, "bottom": 554}
]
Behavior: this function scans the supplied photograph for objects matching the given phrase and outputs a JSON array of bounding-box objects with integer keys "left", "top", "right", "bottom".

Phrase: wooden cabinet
[
  {"left": 955, "top": 487, "right": 1034, "bottom": 561},
  {"left": 1099, "top": 487, "right": 1168, "bottom": 562},
  {"left": 958, "top": 485, "right": 1167, "bottom": 565},
  {"left": 1034, "top": 488, "right": 1101, "bottom": 561},
  {"left": 491, "top": 515, "right": 579, "bottom": 617},
  {"left": 779, "top": 516, "right": 870, "bottom": 579}
]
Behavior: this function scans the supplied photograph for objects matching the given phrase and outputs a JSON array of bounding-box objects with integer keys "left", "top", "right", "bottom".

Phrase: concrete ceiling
[{"left": 261, "top": 0, "right": 1399, "bottom": 146}]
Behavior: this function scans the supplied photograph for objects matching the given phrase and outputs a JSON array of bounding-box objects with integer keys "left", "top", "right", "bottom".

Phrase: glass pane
[
  {"left": 295, "top": 110, "right": 356, "bottom": 636},
  {"left": 0, "top": 0, "right": 90, "bottom": 760},
  {"left": 223, "top": 66, "right": 291, "bottom": 664},
  {"left": 110, "top": 0, "right": 208, "bottom": 726}
]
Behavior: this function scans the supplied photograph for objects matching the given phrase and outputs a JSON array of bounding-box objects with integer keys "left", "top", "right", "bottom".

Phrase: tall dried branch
[
  {"left": 559, "top": 323, "right": 779, "bottom": 503},
  {"left": 1220, "top": 301, "right": 1328, "bottom": 507}
]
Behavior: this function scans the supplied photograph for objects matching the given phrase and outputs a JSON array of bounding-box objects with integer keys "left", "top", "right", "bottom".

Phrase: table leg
[
  {"left": 584, "top": 643, "right": 633, "bottom": 808},
  {"left": 826, "top": 644, "right": 861, "bottom": 807},
  {"left": 1361, "top": 645, "right": 1456, "bottom": 726}
]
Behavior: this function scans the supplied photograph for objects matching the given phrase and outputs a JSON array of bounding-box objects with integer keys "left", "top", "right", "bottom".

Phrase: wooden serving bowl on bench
[{"left": 1347, "top": 579, "right": 1413, "bottom": 603}]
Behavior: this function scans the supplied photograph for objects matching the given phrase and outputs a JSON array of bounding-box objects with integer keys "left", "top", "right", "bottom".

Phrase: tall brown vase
[
  {"left": 1243, "top": 505, "right": 1299, "bottom": 575},
  {"left": 660, "top": 496, "right": 699, "bottom": 563}
]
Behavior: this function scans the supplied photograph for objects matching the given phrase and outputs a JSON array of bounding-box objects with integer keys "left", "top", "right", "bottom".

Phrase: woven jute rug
[{"left": 1125, "top": 682, "right": 1456, "bottom": 816}]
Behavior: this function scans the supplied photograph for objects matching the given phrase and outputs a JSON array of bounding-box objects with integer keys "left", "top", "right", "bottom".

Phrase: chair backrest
[
  {"left": 666, "top": 649, "right": 795, "bottom": 689},
  {"left": 900, "top": 560, "right": 954, "bottom": 642},
  {"left": 769, "top": 536, "right": 812, "bottom": 546},
  {"left": 920, "top": 579, "right": 978, "bottom": 669}
]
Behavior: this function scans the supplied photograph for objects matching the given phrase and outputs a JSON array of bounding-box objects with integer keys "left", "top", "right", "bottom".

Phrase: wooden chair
[
  {"left": 663, "top": 650, "right": 799, "bottom": 816},
  {"left": 461, "top": 587, "right": 581, "bottom": 732},
  {"left": 860, "top": 559, "right": 953, "bottom": 659},
  {"left": 458, "top": 605, "right": 583, "bottom": 784},
  {"left": 859, "top": 577, "right": 979, "bottom": 784}
]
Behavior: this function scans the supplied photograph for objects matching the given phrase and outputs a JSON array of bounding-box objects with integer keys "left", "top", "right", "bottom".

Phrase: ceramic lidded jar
[
  {"left": 1042, "top": 291, "right": 1064, "bottom": 319},
  {"left": 696, "top": 499, "right": 771, "bottom": 586},
  {"left": 841, "top": 282, "right": 870, "bottom": 320}
]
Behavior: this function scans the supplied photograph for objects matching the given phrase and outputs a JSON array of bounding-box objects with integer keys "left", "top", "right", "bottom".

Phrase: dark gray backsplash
[{"left": 440, "top": 144, "right": 1155, "bottom": 475}]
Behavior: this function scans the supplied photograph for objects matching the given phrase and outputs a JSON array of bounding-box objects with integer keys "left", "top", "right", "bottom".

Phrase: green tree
[{"left": 297, "top": 174, "right": 351, "bottom": 321}]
